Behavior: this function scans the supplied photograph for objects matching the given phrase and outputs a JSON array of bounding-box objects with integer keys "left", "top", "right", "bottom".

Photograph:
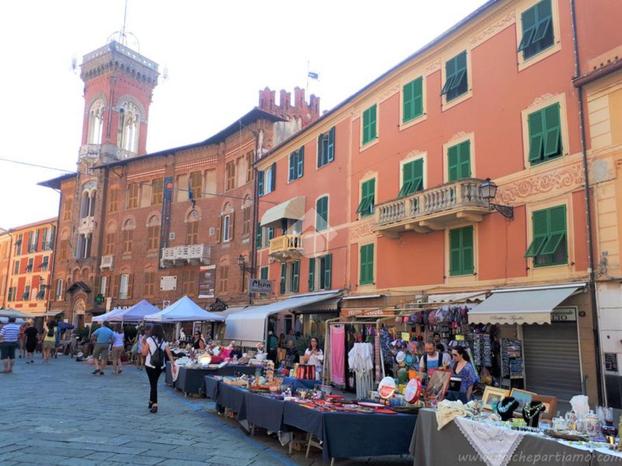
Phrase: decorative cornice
[
  {"left": 350, "top": 218, "right": 375, "bottom": 242},
  {"left": 469, "top": 10, "right": 515, "bottom": 49},
  {"left": 498, "top": 161, "right": 584, "bottom": 204}
]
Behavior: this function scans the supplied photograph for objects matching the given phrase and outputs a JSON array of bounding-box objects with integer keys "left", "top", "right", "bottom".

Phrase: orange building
[
  {"left": 255, "top": 0, "right": 622, "bottom": 404},
  {"left": 2, "top": 218, "right": 57, "bottom": 316}
]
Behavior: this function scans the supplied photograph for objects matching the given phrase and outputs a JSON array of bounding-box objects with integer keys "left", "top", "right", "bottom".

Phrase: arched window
[
  {"left": 118, "top": 101, "right": 141, "bottom": 153},
  {"left": 122, "top": 218, "right": 135, "bottom": 254},
  {"left": 220, "top": 203, "right": 234, "bottom": 243},
  {"left": 88, "top": 99, "right": 105, "bottom": 144},
  {"left": 242, "top": 196, "right": 252, "bottom": 236}
]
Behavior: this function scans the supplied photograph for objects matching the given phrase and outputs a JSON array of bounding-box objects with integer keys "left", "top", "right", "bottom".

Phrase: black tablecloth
[
  {"left": 203, "top": 376, "right": 220, "bottom": 399},
  {"left": 174, "top": 365, "right": 257, "bottom": 395},
  {"left": 216, "top": 382, "right": 247, "bottom": 420},
  {"left": 244, "top": 391, "right": 286, "bottom": 432},
  {"left": 282, "top": 401, "right": 416, "bottom": 462}
]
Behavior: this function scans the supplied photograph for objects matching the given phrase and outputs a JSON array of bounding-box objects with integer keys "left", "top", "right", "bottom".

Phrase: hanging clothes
[
  {"left": 348, "top": 342, "right": 374, "bottom": 399},
  {"left": 330, "top": 325, "right": 345, "bottom": 386}
]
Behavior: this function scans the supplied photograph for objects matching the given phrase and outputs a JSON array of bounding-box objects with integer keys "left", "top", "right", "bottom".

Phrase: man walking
[
  {"left": 91, "top": 322, "right": 114, "bottom": 375},
  {"left": 0, "top": 317, "right": 21, "bottom": 373}
]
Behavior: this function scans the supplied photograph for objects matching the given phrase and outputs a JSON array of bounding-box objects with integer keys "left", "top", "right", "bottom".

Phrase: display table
[
  {"left": 410, "top": 408, "right": 622, "bottom": 466},
  {"left": 216, "top": 381, "right": 248, "bottom": 420},
  {"left": 173, "top": 365, "right": 257, "bottom": 396},
  {"left": 283, "top": 399, "right": 417, "bottom": 462},
  {"left": 244, "top": 391, "right": 287, "bottom": 433},
  {"left": 204, "top": 375, "right": 221, "bottom": 399}
]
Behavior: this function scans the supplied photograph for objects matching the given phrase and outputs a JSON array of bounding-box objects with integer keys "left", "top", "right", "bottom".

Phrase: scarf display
[{"left": 348, "top": 342, "right": 374, "bottom": 399}]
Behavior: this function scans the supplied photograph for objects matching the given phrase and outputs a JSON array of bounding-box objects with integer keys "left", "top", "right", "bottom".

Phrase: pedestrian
[
  {"left": 446, "top": 346, "right": 479, "bottom": 402},
  {"left": 267, "top": 330, "right": 278, "bottom": 362},
  {"left": 91, "top": 322, "right": 114, "bottom": 375},
  {"left": 419, "top": 341, "right": 451, "bottom": 378},
  {"left": 302, "top": 337, "right": 324, "bottom": 380},
  {"left": 24, "top": 321, "right": 38, "bottom": 364},
  {"left": 134, "top": 328, "right": 145, "bottom": 369},
  {"left": 18, "top": 321, "right": 26, "bottom": 359},
  {"left": 111, "top": 324, "right": 125, "bottom": 375},
  {"left": 42, "top": 320, "right": 57, "bottom": 363},
  {"left": 192, "top": 331, "right": 206, "bottom": 350},
  {"left": 141, "top": 324, "right": 175, "bottom": 413},
  {"left": 0, "top": 317, "right": 21, "bottom": 373}
]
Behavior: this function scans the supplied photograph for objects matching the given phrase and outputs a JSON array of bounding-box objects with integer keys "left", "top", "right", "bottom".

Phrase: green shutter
[
  {"left": 403, "top": 78, "right": 423, "bottom": 123},
  {"left": 528, "top": 111, "right": 545, "bottom": 163},
  {"left": 521, "top": 0, "right": 554, "bottom": 59},
  {"left": 399, "top": 159, "right": 424, "bottom": 197},
  {"left": 543, "top": 104, "right": 561, "bottom": 157},
  {"left": 444, "top": 52, "right": 468, "bottom": 100},
  {"left": 448, "top": 143, "right": 469, "bottom": 181},
  {"left": 525, "top": 209, "right": 548, "bottom": 257},
  {"left": 322, "top": 254, "right": 332, "bottom": 290},
  {"left": 362, "top": 105, "right": 377, "bottom": 145},
  {"left": 450, "top": 227, "right": 474, "bottom": 276},
  {"left": 297, "top": 147, "right": 304, "bottom": 178},
  {"left": 328, "top": 127, "right": 335, "bottom": 162},
  {"left": 291, "top": 261, "right": 300, "bottom": 292},
  {"left": 358, "top": 179, "right": 375, "bottom": 216},
  {"left": 255, "top": 222, "right": 263, "bottom": 248},
  {"left": 279, "top": 263, "right": 287, "bottom": 294},
  {"left": 540, "top": 205, "right": 566, "bottom": 255},
  {"left": 289, "top": 152, "right": 296, "bottom": 181},
  {"left": 308, "top": 258, "right": 315, "bottom": 291},
  {"left": 270, "top": 163, "right": 276, "bottom": 191},
  {"left": 530, "top": 205, "right": 567, "bottom": 266},
  {"left": 360, "top": 244, "right": 374, "bottom": 285},
  {"left": 257, "top": 170, "right": 264, "bottom": 196},
  {"left": 260, "top": 266, "right": 269, "bottom": 280},
  {"left": 316, "top": 196, "right": 328, "bottom": 231}
]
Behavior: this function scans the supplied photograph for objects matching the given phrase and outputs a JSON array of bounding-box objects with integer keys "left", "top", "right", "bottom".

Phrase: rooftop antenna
[
  {"left": 107, "top": 0, "right": 140, "bottom": 51},
  {"left": 120, "top": 0, "right": 128, "bottom": 45}
]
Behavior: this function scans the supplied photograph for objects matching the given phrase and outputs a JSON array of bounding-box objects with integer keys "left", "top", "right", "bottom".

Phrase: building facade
[
  {"left": 41, "top": 39, "right": 320, "bottom": 326},
  {"left": 1, "top": 219, "right": 57, "bottom": 316},
  {"left": 256, "top": 0, "right": 622, "bottom": 404}
]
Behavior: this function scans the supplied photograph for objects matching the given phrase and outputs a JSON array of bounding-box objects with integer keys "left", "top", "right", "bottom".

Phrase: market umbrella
[
  {"left": 0, "top": 309, "right": 29, "bottom": 319},
  {"left": 144, "top": 296, "right": 225, "bottom": 323},
  {"left": 92, "top": 307, "right": 125, "bottom": 323},
  {"left": 109, "top": 299, "right": 159, "bottom": 322}
]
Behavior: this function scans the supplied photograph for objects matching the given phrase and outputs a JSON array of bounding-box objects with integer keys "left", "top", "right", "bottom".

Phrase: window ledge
[
  {"left": 445, "top": 273, "right": 478, "bottom": 286},
  {"left": 316, "top": 160, "right": 335, "bottom": 171},
  {"left": 442, "top": 90, "right": 473, "bottom": 112},
  {"left": 518, "top": 42, "right": 561, "bottom": 72},
  {"left": 360, "top": 138, "right": 379, "bottom": 153},
  {"left": 399, "top": 113, "right": 428, "bottom": 132}
]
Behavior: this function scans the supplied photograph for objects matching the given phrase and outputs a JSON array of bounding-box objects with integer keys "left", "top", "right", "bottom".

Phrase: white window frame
[
  {"left": 56, "top": 279, "right": 64, "bottom": 301},
  {"left": 222, "top": 214, "right": 232, "bottom": 243},
  {"left": 119, "top": 274, "right": 129, "bottom": 300}
]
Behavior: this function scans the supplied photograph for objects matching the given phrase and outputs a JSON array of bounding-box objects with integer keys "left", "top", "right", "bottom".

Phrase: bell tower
[{"left": 79, "top": 40, "right": 159, "bottom": 163}]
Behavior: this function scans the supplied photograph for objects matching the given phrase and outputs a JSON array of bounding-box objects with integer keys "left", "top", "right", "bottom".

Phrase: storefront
[{"left": 468, "top": 283, "right": 597, "bottom": 403}]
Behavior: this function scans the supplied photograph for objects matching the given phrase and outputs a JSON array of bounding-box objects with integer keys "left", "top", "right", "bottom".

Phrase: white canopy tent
[
  {"left": 92, "top": 308, "right": 125, "bottom": 323},
  {"left": 144, "top": 296, "right": 225, "bottom": 323},
  {"left": 224, "top": 290, "right": 341, "bottom": 344}
]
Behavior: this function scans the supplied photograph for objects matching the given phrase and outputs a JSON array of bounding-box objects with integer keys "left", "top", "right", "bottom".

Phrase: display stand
[{"left": 500, "top": 338, "right": 525, "bottom": 389}]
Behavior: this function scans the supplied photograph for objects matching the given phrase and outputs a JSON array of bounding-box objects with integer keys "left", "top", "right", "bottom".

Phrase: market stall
[
  {"left": 108, "top": 299, "right": 159, "bottom": 322},
  {"left": 144, "top": 296, "right": 225, "bottom": 323},
  {"left": 411, "top": 407, "right": 622, "bottom": 466}
]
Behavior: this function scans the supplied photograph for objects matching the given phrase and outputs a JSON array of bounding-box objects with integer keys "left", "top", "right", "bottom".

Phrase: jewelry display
[
  {"left": 522, "top": 400, "right": 545, "bottom": 428},
  {"left": 496, "top": 396, "right": 519, "bottom": 422}
]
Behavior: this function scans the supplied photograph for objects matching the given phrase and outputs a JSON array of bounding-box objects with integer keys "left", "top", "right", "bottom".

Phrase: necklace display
[
  {"left": 497, "top": 396, "right": 519, "bottom": 421},
  {"left": 522, "top": 401, "right": 545, "bottom": 428}
]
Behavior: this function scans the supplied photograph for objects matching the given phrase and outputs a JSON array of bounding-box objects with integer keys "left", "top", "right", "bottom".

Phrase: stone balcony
[
  {"left": 160, "top": 244, "right": 211, "bottom": 268},
  {"left": 269, "top": 234, "right": 303, "bottom": 261},
  {"left": 374, "top": 178, "right": 491, "bottom": 235},
  {"left": 79, "top": 144, "right": 136, "bottom": 162},
  {"left": 78, "top": 216, "right": 95, "bottom": 235}
]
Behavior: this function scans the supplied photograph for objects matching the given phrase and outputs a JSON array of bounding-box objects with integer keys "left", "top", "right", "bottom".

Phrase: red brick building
[{"left": 41, "top": 39, "right": 319, "bottom": 326}]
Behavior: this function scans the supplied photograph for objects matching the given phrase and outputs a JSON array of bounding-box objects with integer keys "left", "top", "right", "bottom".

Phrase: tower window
[
  {"left": 118, "top": 101, "right": 141, "bottom": 154},
  {"left": 88, "top": 99, "right": 105, "bottom": 145}
]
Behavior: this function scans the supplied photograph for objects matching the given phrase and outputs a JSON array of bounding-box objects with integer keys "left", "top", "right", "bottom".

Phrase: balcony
[
  {"left": 160, "top": 244, "right": 211, "bottom": 268},
  {"left": 79, "top": 143, "right": 136, "bottom": 162},
  {"left": 269, "top": 234, "right": 303, "bottom": 261},
  {"left": 375, "top": 179, "right": 491, "bottom": 235},
  {"left": 100, "top": 255, "right": 114, "bottom": 270},
  {"left": 78, "top": 216, "right": 95, "bottom": 234}
]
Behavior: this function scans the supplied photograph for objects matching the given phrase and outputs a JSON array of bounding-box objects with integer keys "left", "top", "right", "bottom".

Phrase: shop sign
[
  {"left": 198, "top": 265, "right": 216, "bottom": 299},
  {"left": 551, "top": 308, "right": 577, "bottom": 322},
  {"left": 604, "top": 353, "right": 618, "bottom": 373},
  {"left": 249, "top": 278, "right": 272, "bottom": 294},
  {"left": 160, "top": 275, "right": 177, "bottom": 291},
  {"left": 344, "top": 308, "right": 394, "bottom": 318}
]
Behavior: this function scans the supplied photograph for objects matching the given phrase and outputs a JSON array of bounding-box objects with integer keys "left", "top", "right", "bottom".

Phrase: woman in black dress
[{"left": 24, "top": 322, "right": 38, "bottom": 364}]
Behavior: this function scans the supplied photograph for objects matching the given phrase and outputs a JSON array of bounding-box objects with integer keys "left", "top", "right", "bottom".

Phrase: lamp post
[{"left": 479, "top": 178, "right": 514, "bottom": 219}]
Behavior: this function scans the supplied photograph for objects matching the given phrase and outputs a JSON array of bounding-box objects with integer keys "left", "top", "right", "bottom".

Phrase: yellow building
[
  {"left": 0, "top": 230, "right": 12, "bottom": 308},
  {"left": 579, "top": 53, "right": 622, "bottom": 408}
]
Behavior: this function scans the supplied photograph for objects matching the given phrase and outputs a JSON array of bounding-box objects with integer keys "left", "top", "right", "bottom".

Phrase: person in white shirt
[
  {"left": 419, "top": 341, "right": 451, "bottom": 377},
  {"left": 302, "top": 337, "right": 324, "bottom": 380},
  {"left": 141, "top": 324, "right": 176, "bottom": 413},
  {"left": 111, "top": 324, "right": 125, "bottom": 375}
]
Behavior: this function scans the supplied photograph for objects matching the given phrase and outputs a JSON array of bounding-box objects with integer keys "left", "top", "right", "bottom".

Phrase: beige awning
[
  {"left": 468, "top": 283, "right": 585, "bottom": 325},
  {"left": 260, "top": 196, "right": 305, "bottom": 226}
]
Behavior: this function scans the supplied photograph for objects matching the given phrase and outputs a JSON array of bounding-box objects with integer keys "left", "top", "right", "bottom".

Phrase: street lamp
[
  {"left": 479, "top": 178, "right": 514, "bottom": 220},
  {"left": 237, "top": 255, "right": 255, "bottom": 303}
]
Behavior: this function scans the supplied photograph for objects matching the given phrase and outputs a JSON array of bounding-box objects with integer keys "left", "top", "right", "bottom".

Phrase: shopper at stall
[
  {"left": 446, "top": 346, "right": 479, "bottom": 402},
  {"left": 303, "top": 337, "right": 324, "bottom": 380},
  {"left": 283, "top": 339, "right": 300, "bottom": 369},
  {"left": 267, "top": 330, "right": 278, "bottom": 362},
  {"left": 24, "top": 321, "right": 38, "bottom": 364},
  {"left": 192, "top": 331, "right": 206, "bottom": 350},
  {"left": 419, "top": 341, "right": 451, "bottom": 376},
  {"left": 111, "top": 324, "right": 125, "bottom": 375},
  {"left": 433, "top": 332, "right": 447, "bottom": 351},
  {"left": 141, "top": 324, "right": 176, "bottom": 414},
  {"left": 91, "top": 322, "right": 114, "bottom": 375}
]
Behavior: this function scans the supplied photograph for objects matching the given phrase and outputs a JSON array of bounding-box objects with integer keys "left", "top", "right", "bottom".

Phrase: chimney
[
  {"left": 258, "top": 87, "right": 276, "bottom": 113},
  {"left": 279, "top": 89, "right": 291, "bottom": 112},
  {"left": 294, "top": 87, "right": 305, "bottom": 107}
]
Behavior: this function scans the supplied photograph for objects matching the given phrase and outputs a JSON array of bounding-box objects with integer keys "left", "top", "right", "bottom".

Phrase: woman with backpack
[
  {"left": 42, "top": 320, "right": 56, "bottom": 363},
  {"left": 141, "top": 324, "right": 176, "bottom": 413}
]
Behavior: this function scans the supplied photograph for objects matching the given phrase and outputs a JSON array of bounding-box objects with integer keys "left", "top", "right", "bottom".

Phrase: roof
[
  {"left": 38, "top": 172, "right": 77, "bottom": 189},
  {"left": 96, "top": 107, "right": 285, "bottom": 170},
  {"left": 256, "top": 0, "right": 500, "bottom": 164},
  {"left": 7, "top": 217, "right": 58, "bottom": 233}
]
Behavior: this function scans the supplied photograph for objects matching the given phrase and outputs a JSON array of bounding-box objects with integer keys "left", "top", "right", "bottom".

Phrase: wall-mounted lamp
[{"left": 479, "top": 178, "right": 514, "bottom": 220}]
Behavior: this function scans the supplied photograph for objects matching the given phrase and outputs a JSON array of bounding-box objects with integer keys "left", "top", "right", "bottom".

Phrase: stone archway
[{"left": 72, "top": 297, "right": 86, "bottom": 329}]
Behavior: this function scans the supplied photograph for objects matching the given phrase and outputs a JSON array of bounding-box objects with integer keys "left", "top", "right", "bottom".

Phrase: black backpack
[
  {"left": 149, "top": 337, "right": 165, "bottom": 368},
  {"left": 47, "top": 327, "right": 54, "bottom": 338}
]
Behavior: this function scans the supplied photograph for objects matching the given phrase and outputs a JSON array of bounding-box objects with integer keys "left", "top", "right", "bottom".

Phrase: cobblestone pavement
[{"left": 0, "top": 356, "right": 412, "bottom": 466}]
